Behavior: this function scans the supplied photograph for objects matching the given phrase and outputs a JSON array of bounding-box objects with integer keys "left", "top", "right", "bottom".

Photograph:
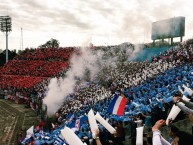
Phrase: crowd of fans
[
  {"left": 0, "top": 47, "right": 74, "bottom": 101},
  {"left": 14, "top": 43, "right": 193, "bottom": 145},
  {"left": 0, "top": 47, "right": 75, "bottom": 119},
  {"left": 0, "top": 75, "right": 46, "bottom": 89},
  {"left": 1, "top": 60, "right": 69, "bottom": 77},
  {"left": 152, "top": 92, "right": 193, "bottom": 145},
  {"left": 0, "top": 42, "right": 193, "bottom": 145},
  {"left": 14, "top": 47, "right": 75, "bottom": 61},
  {"left": 153, "top": 43, "right": 193, "bottom": 62}
]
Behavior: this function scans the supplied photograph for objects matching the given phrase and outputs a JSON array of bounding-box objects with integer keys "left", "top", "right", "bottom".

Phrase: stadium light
[{"left": 0, "top": 16, "right": 12, "bottom": 63}]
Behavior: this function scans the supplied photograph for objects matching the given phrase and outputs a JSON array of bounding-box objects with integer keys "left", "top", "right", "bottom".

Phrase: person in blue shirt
[
  {"left": 78, "top": 120, "right": 92, "bottom": 143},
  {"left": 140, "top": 111, "right": 152, "bottom": 133}
]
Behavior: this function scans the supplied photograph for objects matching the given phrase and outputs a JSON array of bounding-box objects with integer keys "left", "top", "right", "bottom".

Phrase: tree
[
  {"left": 39, "top": 38, "right": 60, "bottom": 48},
  {"left": 187, "top": 38, "right": 193, "bottom": 45},
  {"left": 0, "top": 49, "right": 17, "bottom": 66}
]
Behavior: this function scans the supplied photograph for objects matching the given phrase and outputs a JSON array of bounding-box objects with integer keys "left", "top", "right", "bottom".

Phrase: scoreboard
[{"left": 151, "top": 17, "right": 185, "bottom": 40}]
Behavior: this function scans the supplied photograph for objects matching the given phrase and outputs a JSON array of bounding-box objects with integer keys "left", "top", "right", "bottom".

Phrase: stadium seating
[
  {"left": 34, "top": 43, "right": 192, "bottom": 145},
  {"left": 0, "top": 75, "right": 46, "bottom": 89},
  {"left": 1, "top": 60, "right": 69, "bottom": 77},
  {"left": 1, "top": 43, "right": 193, "bottom": 144},
  {"left": 0, "top": 47, "right": 74, "bottom": 91},
  {"left": 14, "top": 47, "right": 75, "bottom": 60}
]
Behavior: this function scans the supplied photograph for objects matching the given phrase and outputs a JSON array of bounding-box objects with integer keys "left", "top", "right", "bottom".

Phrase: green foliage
[
  {"left": 0, "top": 49, "right": 17, "bottom": 66},
  {"left": 144, "top": 41, "right": 170, "bottom": 48},
  {"left": 39, "top": 38, "right": 60, "bottom": 48},
  {"left": 187, "top": 38, "right": 193, "bottom": 45}
]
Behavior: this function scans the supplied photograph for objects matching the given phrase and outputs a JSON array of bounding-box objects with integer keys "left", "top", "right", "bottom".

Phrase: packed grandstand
[{"left": 0, "top": 40, "right": 193, "bottom": 145}]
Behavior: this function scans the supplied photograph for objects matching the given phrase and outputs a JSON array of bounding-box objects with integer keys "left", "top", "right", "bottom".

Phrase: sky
[{"left": 0, "top": 0, "right": 193, "bottom": 51}]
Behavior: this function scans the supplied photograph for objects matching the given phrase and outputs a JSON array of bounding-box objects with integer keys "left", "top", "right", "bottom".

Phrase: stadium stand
[
  {"left": 18, "top": 43, "right": 193, "bottom": 145},
  {"left": 0, "top": 47, "right": 74, "bottom": 91},
  {"left": 14, "top": 47, "right": 74, "bottom": 61},
  {"left": 1, "top": 60, "right": 69, "bottom": 77},
  {"left": 1, "top": 42, "right": 193, "bottom": 145}
]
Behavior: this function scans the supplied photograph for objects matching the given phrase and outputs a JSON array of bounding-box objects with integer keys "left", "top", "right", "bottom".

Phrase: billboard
[{"left": 151, "top": 17, "right": 185, "bottom": 40}]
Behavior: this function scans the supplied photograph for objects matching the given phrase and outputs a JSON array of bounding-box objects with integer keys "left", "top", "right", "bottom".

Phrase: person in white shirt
[
  {"left": 152, "top": 120, "right": 170, "bottom": 145},
  {"left": 152, "top": 119, "right": 193, "bottom": 145}
]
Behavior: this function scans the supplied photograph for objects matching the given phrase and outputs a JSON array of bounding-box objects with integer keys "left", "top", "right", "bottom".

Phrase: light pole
[{"left": 0, "top": 16, "right": 12, "bottom": 63}]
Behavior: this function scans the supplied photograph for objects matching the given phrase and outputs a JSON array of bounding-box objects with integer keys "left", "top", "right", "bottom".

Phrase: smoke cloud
[{"left": 43, "top": 41, "right": 139, "bottom": 115}]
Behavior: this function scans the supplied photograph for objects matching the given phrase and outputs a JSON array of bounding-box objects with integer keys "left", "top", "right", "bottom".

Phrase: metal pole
[
  {"left": 6, "top": 31, "right": 8, "bottom": 63},
  {"left": 0, "top": 16, "right": 12, "bottom": 63},
  {"left": 22, "top": 28, "right": 23, "bottom": 50},
  {"left": 20, "top": 27, "right": 23, "bottom": 50}
]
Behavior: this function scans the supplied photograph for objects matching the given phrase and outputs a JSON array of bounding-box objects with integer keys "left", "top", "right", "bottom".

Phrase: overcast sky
[{"left": 0, "top": 0, "right": 193, "bottom": 50}]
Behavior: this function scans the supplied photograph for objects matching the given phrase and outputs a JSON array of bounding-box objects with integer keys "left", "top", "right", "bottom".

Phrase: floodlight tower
[{"left": 0, "top": 16, "right": 12, "bottom": 63}]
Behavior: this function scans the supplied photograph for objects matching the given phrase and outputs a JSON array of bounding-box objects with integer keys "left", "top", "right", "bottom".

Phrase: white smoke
[
  {"left": 128, "top": 44, "right": 143, "bottom": 61},
  {"left": 43, "top": 41, "right": 138, "bottom": 115},
  {"left": 43, "top": 40, "right": 104, "bottom": 115}
]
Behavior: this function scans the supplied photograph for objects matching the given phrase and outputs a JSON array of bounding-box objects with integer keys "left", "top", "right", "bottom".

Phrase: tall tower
[{"left": 0, "top": 16, "right": 12, "bottom": 63}]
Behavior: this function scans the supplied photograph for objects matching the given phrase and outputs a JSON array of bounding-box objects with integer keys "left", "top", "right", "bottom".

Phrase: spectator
[
  {"left": 152, "top": 119, "right": 193, "bottom": 145},
  {"left": 167, "top": 125, "right": 179, "bottom": 143},
  {"left": 140, "top": 111, "right": 152, "bottom": 133},
  {"left": 113, "top": 120, "right": 125, "bottom": 145},
  {"left": 188, "top": 113, "right": 193, "bottom": 134},
  {"left": 173, "top": 96, "right": 193, "bottom": 114}
]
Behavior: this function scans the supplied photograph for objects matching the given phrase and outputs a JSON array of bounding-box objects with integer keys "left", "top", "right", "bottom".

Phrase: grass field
[{"left": 0, "top": 100, "right": 37, "bottom": 145}]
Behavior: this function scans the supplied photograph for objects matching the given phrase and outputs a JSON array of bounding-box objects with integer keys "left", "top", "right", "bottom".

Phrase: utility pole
[{"left": 20, "top": 27, "right": 23, "bottom": 50}]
